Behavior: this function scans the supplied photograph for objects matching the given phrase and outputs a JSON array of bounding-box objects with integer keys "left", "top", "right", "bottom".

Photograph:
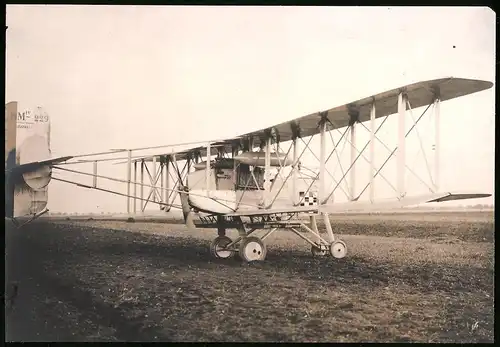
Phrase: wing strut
[
  {"left": 434, "top": 97, "right": 441, "bottom": 192},
  {"left": 369, "top": 102, "right": 376, "bottom": 202},
  {"left": 397, "top": 91, "right": 407, "bottom": 198}
]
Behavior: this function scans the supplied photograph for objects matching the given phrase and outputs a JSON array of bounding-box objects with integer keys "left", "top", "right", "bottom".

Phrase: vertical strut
[
  {"left": 133, "top": 161, "right": 137, "bottom": 213},
  {"left": 319, "top": 118, "right": 327, "bottom": 204},
  {"left": 127, "top": 150, "right": 132, "bottom": 213},
  {"left": 369, "top": 103, "right": 376, "bottom": 203},
  {"left": 310, "top": 215, "right": 320, "bottom": 244},
  {"left": 160, "top": 161, "right": 164, "bottom": 205},
  {"left": 323, "top": 212, "right": 335, "bottom": 243},
  {"left": 264, "top": 135, "right": 271, "bottom": 207},
  {"left": 349, "top": 123, "right": 356, "bottom": 201},
  {"left": 434, "top": 98, "right": 440, "bottom": 192},
  {"left": 93, "top": 161, "right": 97, "bottom": 188},
  {"left": 140, "top": 160, "right": 144, "bottom": 212},
  {"left": 232, "top": 144, "right": 238, "bottom": 188},
  {"left": 206, "top": 142, "right": 211, "bottom": 196},
  {"left": 397, "top": 92, "right": 406, "bottom": 198},
  {"left": 152, "top": 156, "right": 157, "bottom": 204},
  {"left": 165, "top": 157, "right": 170, "bottom": 210},
  {"left": 292, "top": 136, "right": 298, "bottom": 205},
  {"left": 186, "top": 156, "right": 191, "bottom": 194}
]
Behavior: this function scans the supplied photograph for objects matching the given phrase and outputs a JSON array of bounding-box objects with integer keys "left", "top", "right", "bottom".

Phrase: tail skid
[{"left": 10, "top": 208, "right": 49, "bottom": 229}]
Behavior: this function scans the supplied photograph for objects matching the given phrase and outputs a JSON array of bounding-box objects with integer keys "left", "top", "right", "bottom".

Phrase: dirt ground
[{"left": 4, "top": 212, "right": 494, "bottom": 342}]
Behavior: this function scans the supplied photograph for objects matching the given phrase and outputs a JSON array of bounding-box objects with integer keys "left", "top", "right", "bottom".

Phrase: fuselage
[{"left": 186, "top": 156, "right": 318, "bottom": 215}]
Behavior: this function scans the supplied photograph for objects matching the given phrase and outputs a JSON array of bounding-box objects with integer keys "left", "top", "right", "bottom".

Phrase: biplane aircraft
[{"left": 5, "top": 77, "right": 493, "bottom": 261}]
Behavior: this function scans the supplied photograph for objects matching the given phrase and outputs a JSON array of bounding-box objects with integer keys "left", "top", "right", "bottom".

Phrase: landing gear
[
  {"left": 209, "top": 235, "right": 268, "bottom": 262},
  {"left": 311, "top": 244, "right": 328, "bottom": 257},
  {"left": 210, "top": 236, "right": 235, "bottom": 259},
  {"left": 203, "top": 213, "right": 348, "bottom": 262},
  {"left": 239, "top": 236, "right": 267, "bottom": 262},
  {"left": 329, "top": 240, "right": 347, "bottom": 259}
]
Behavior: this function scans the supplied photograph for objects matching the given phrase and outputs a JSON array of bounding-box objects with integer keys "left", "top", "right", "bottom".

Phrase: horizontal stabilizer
[{"left": 6, "top": 156, "right": 73, "bottom": 175}]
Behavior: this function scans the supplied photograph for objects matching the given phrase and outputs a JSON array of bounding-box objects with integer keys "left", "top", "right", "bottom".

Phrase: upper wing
[
  {"left": 6, "top": 156, "right": 74, "bottom": 175},
  {"left": 238, "top": 77, "right": 493, "bottom": 148},
  {"left": 117, "top": 77, "right": 493, "bottom": 164},
  {"left": 112, "top": 142, "right": 238, "bottom": 165},
  {"left": 130, "top": 142, "right": 236, "bottom": 163},
  {"left": 10, "top": 77, "right": 490, "bottom": 172}
]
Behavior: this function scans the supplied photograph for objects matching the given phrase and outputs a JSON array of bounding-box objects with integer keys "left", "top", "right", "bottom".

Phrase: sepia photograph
[{"left": 5, "top": 5, "right": 494, "bottom": 342}]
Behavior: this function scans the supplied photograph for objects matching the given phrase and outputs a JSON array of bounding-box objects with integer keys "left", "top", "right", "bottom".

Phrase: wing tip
[
  {"left": 443, "top": 76, "right": 494, "bottom": 89},
  {"left": 428, "top": 192, "right": 492, "bottom": 203}
]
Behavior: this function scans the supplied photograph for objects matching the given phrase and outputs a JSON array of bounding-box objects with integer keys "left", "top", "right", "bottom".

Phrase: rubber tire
[
  {"left": 239, "top": 236, "right": 267, "bottom": 262},
  {"left": 329, "top": 240, "right": 347, "bottom": 259},
  {"left": 210, "top": 236, "right": 235, "bottom": 259}
]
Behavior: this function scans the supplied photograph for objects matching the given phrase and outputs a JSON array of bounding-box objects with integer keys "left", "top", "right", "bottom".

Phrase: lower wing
[{"left": 226, "top": 192, "right": 491, "bottom": 217}]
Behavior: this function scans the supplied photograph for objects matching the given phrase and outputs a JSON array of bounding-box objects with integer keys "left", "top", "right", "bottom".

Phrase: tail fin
[{"left": 4, "top": 101, "right": 52, "bottom": 218}]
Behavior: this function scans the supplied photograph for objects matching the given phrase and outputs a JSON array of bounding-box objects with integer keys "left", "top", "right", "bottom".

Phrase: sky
[{"left": 5, "top": 6, "right": 495, "bottom": 213}]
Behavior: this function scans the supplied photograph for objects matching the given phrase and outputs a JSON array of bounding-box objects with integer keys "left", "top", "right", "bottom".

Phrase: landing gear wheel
[
  {"left": 311, "top": 245, "right": 327, "bottom": 257},
  {"left": 210, "top": 236, "right": 235, "bottom": 259},
  {"left": 329, "top": 240, "right": 347, "bottom": 259},
  {"left": 239, "top": 236, "right": 267, "bottom": 262}
]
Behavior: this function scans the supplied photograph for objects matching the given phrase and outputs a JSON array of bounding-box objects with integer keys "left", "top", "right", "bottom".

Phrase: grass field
[{"left": 5, "top": 212, "right": 494, "bottom": 342}]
